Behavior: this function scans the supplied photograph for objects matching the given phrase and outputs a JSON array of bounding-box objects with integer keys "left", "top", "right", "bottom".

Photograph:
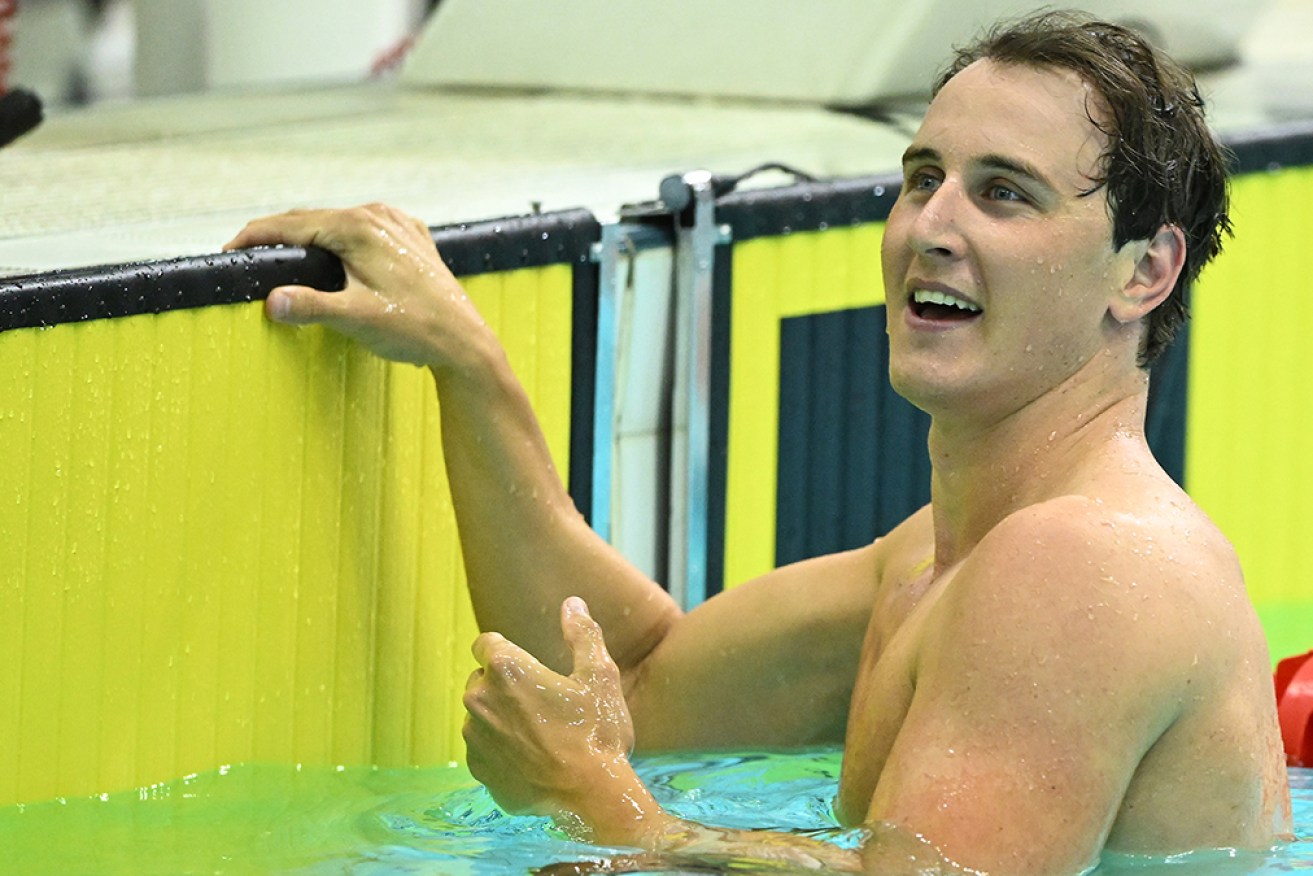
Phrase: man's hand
[
  {"left": 462, "top": 597, "right": 654, "bottom": 838},
  {"left": 225, "top": 204, "right": 491, "bottom": 371}
]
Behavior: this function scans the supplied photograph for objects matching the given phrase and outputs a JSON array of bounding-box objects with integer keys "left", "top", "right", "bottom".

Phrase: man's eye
[
  {"left": 908, "top": 171, "right": 941, "bottom": 192},
  {"left": 987, "top": 184, "right": 1025, "bottom": 202}
]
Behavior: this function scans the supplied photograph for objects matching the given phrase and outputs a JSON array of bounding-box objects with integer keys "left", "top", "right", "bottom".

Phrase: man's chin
[{"left": 888, "top": 368, "right": 956, "bottom": 418}]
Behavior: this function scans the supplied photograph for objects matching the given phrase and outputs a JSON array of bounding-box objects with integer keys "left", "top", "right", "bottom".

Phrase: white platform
[{"left": 0, "top": 0, "right": 1309, "bottom": 275}]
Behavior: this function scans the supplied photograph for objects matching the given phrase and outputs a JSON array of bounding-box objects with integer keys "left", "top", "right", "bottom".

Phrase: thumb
[
  {"left": 561, "top": 597, "right": 621, "bottom": 686},
  {"left": 264, "top": 284, "right": 344, "bottom": 326}
]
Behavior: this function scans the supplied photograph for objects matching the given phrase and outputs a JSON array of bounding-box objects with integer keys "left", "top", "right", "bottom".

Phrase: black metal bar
[
  {"left": 0, "top": 245, "right": 345, "bottom": 332},
  {"left": 0, "top": 208, "right": 601, "bottom": 334}
]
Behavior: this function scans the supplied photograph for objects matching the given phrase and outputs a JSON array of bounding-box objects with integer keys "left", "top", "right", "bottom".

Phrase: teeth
[{"left": 912, "top": 289, "right": 981, "bottom": 313}]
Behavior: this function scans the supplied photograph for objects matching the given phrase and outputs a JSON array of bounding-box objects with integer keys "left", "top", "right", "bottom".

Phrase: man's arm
[
  {"left": 464, "top": 597, "right": 953, "bottom": 875},
  {"left": 227, "top": 205, "right": 679, "bottom": 677},
  {"left": 226, "top": 204, "right": 877, "bottom": 750},
  {"left": 463, "top": 503, "right": 1193, "bottom": 875},
  {"left": 625, "top": 544, "right": 880, "bottom": 748},
  {"left": 861, "top": 501, "right": 1189, "bottom": 874}
]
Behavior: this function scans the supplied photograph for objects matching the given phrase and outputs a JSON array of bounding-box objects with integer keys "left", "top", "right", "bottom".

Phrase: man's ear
[{"left": 1110, "top": 225, "right": 1186, "bottom": 324}]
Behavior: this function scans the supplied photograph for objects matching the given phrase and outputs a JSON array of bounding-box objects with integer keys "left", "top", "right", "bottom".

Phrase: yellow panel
[
  {"left": 22, "top": 323, "right": 75, "bottom": 802},
  {"left": 210, "top": 304, "right": 265, "bottom": 771},
  {"left": 723, "top": 224, "right": 886, "bottom": 589},
  {"left": 1186, "top": 164, "right": 1313, "bottom": 664},
  {"left": 330, "top": 348, "right": 387, "bottom": 766},
  {"left": 59, "top": 312, "right": 114, "bottom": 797},
  {"left": 0, "top": 262, "right": 575, "bottom": 805}
]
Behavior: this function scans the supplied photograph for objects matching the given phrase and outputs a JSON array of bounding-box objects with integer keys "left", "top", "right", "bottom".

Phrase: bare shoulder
[
  {"left": 875, "top": 490, "right": 1287, "bottom": 855},
  {"left": 967, "top": 489, "right": 1242, "bottom": 615},
  {"left": 925, "top": 489, "right": 1253, "bottom": 710},
  {"left": 944, "top": 494, "right": 1287, "bottom": 851}
]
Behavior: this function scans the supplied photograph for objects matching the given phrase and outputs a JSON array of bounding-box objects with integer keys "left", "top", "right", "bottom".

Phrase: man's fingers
[
  {"left": 470, "top": 631, "right": 510, "bottom": 667},
  {"left": 263, "top": 285, "right": 347, "bottom": 325},
  {"left": 470, "top": 630, "right": 542, "bottom": 684},
  {"left": 224, "top": 210, "right": 327, "bottom": 252},
  {"left": 561, "top": 597, "right": 622, "bottom": 686},
  {"left": 226, "top": 204, "right": 424, "bottom": 256},
  {"left": 225, "top": 206, "right": 388, "bottom": 253}
]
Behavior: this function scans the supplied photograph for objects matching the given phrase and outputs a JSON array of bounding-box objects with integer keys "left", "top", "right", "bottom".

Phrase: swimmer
[{"left": 227, "top": 11, "right": 1292, "bottom": 873}]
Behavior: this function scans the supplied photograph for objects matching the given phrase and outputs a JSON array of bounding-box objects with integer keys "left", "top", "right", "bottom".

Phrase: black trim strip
[
  {"left": 1225, "top": 121, "right": 1313, "bottom": 176},
  {"left": 0, "top": 208, "right": 601, "bottom": 334},
  {"left": 705, "top": 241, "right": 734, "bottom": 599},
  {"left": 715, "top": 174, "right": 902, "bottom": 243},
  {"left": 432, "top": 209, "right": 601, "bottom": 276},
  {"left": 568, "top": 258, "right": 600, "bottom": 526},
  {"left": 0, "top": 246, "right": 346, "bottom": 333}
]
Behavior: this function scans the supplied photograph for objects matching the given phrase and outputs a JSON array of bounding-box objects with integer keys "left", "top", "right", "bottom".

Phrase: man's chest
[{"left": 835, "top": 555, "right": 957, "bottom": 824}]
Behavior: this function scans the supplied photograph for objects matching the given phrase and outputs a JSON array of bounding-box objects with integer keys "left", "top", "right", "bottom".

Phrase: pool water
[{"left": 1, "top": 750, "right": 1308, "bottom": 874}]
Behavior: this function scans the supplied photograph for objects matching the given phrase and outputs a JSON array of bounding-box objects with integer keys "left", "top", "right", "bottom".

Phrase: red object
[
  {"left": 0, "top": 0, "right": 14, "bottom": 95},
  {"left": 1275, "top": 649, "right": 1313, "bottom": 767}
]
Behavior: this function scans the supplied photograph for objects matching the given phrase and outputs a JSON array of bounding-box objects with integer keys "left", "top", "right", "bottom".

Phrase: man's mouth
[{"left": 908, "top": 288, "right": 983, "bottom": 322}]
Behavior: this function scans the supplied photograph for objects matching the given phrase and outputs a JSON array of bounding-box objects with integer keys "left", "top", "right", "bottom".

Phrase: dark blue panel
[
  {"left": 705, "top": 244, "right": 734, "bottom": 598},
  {"left": 568, "top": 260, "right": 600, "bottom": 525},
  {"left": 776, "top": 305, "right": 931, "bottom": 567},
  {"left": 775, "top": 308, "right": 814, "bottom": 565},
  {"left": 1146, "top": 320, "right": 1189, "bottom": 486}
]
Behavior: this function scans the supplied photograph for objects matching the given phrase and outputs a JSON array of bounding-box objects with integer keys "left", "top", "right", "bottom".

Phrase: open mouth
[{"left": 909, "top": 289, "right": 982, "bottom": 322}]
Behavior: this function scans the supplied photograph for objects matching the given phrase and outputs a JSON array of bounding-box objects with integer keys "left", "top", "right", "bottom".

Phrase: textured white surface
[
  {"left": 1, "top": 1, "right": 1309, "bottom": 275},
  {"left": 0, "top": 85, "right": 911, "bottom": 274}
]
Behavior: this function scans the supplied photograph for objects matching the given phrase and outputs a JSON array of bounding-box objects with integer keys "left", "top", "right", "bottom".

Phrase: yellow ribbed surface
[
  {"left": 722, "top": 223, "right": 885, "bottom": 589},
  {"left": 0, "top": 263, "right": 574, "bottom": 806},
  {"left": 1186, "top": 165, "right": 1313, "bottom": 664}
]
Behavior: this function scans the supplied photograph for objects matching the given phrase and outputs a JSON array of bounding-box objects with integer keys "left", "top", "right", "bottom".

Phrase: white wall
[{"left": 133, "top": 0, "right": 426, "bottom": 96}]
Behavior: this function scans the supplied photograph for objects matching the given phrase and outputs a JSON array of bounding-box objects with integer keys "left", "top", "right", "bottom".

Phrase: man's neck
[{"left": 926, "top": 359, "right": 1152, "bottom": 573}]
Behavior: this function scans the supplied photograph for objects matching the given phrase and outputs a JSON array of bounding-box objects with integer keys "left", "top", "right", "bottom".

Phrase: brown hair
[{"left": 934, "top": 10, "right": 1232, "bottom": 366}]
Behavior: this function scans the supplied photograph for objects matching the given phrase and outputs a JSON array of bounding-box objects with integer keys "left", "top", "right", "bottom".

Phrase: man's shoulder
[
  {"left": 945, "top": 491, "right": 1245, "bottom": 659},
  {"left": 982, "top": 490, "right": 1239, "bottom": 579}
]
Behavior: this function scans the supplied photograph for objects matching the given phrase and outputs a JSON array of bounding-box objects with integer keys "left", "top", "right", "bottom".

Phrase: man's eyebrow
[
  {"left": 900, "top": 146, "right": 1060, "bottom": 194},
  {"left": 900, "top": 145, "right": 938, "bottom": 168},
  {"left": 978, "top": 153, "right": 1058, "bottom": 193}
]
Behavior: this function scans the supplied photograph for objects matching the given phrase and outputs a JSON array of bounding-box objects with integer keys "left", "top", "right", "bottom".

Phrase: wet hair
[{"left": 934, "top": 10, "right": 1232, "bottom": 366}]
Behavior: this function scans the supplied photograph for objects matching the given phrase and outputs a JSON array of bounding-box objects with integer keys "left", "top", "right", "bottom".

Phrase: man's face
[{"left": 882, "top": 59, "right": 1141, "bottom": 423}]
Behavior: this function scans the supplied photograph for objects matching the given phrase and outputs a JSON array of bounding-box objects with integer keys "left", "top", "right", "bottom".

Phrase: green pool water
[{"left": 1, "top": 750, "right": 1308, "bottom": 874}]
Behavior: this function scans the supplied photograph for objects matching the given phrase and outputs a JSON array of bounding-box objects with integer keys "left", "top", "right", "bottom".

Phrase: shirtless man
[{"left": 226, "top": 12, "right": 1291, "bottom": 874}]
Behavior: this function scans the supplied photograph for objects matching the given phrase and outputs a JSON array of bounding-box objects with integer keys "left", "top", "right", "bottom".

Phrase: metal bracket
[
  {"left": 589, "top": 221, "right": 672, "bottom": 548},
  {"left": 666, "top": 170, "right": 727, "bottom": 610}
]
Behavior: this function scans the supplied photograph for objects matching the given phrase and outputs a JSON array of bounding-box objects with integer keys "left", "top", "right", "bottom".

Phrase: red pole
[
  {"left": 0, "top": 0, "right": 15, "bottom": 95},
  {"left": 1276, "top": 649, "right": 1313, "bottom": 767}
]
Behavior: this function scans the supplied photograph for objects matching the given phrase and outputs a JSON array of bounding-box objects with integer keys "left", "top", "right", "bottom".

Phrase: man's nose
[{"left": 906, "top": 183, "right": 965, "bottom": 259}]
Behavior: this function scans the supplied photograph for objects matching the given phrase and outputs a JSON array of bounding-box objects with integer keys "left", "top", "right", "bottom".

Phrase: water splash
[{"left": 0, "top": 753, "right": 1307, "bottom": 875}]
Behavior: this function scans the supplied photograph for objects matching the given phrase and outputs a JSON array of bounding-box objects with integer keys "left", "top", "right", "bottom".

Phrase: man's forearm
[
  {"left": 554, "top": 754, "right": 863, "bottom": 872},
  {"left": 431, "top": 347, "right": 681, "bottom": 676}
]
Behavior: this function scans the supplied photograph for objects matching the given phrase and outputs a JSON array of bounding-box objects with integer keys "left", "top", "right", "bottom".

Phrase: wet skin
[
  {"left": 839, "top": 60, "right": 1291, "bottom": 869},
  {"left": 228, "top": 60, "right": 1292, "bottom": 876}
]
